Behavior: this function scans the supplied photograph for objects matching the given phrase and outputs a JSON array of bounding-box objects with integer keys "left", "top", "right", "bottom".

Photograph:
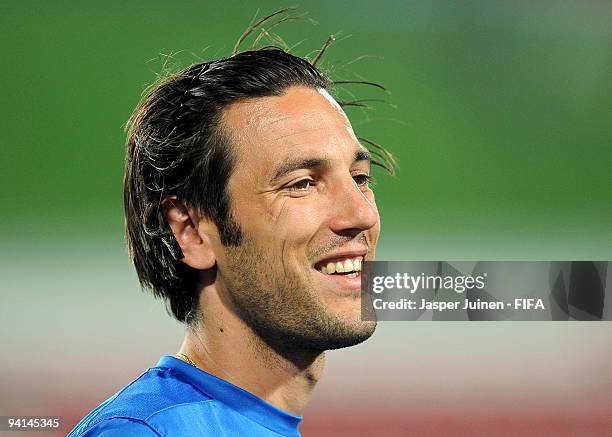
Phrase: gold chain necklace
[{"left": 175, "top": 352, "right": 198, "bottom": 368}]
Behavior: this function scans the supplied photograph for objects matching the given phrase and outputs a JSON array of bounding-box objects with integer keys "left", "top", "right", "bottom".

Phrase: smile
[{"left": 318, "top": 256, "right": 363, "bottom": 278}]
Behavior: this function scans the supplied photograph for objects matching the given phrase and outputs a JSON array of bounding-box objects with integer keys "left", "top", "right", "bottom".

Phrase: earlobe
[{"left": 162, "top": 196, "right": 216, "bottom": 270}]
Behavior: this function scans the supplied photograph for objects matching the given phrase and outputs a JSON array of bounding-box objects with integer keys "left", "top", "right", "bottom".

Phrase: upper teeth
[{"left": 320, "top": 257, "right": 363, "bottom": 275}]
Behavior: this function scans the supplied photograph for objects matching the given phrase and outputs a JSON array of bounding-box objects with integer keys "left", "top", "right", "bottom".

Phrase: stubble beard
[{"left": 221, "top": 234, "right": 377, "bottom": 355}]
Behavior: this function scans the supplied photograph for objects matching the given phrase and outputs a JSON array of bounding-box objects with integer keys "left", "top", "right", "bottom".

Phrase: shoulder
[
  {"left": 68, "top": 417, "right": 160, "bottom": 436},
  {"left": 70, "top": 400, "right": 231, "bottom": 437},
  {"left": 68, "top": 366, "right": 216, "bottom": 436}
]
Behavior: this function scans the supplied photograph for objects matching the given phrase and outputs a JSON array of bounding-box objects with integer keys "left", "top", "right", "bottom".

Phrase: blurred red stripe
[{"left": 300, "top": 410, "right": 612, "bottom": 437}]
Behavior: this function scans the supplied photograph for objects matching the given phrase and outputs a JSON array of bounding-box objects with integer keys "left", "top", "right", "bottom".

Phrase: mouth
[
  {"left": 314, "top": 255, "right": 363, "bottom": 278},
  {"left": 312, "top": 250, "right": 367, "bottom": 294}
]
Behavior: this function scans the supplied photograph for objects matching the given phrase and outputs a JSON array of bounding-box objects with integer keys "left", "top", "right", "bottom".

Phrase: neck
[{"left": 177, "top": 283, "right": 325, "bottom": 416}]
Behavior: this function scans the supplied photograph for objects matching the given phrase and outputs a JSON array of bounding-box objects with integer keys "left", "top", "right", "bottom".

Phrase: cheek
[
  {"left": 267, "top": 196, "right": 288, "bottom": 223},
  {"left": 268, "top": 198, "right": 325, "bottom": 251}
]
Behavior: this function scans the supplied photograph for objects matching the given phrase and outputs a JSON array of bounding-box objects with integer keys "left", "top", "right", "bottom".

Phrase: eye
[
  {"left": 287, "top": 178, "right": 315, "bottom": 191},
  {"left": 353, "top": 174, "right": 374, "bottom": 188}
]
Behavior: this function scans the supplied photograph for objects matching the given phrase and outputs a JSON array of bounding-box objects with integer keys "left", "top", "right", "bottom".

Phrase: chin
[{"left": 315, "top": 318, "right": 377, "bottom": 351}]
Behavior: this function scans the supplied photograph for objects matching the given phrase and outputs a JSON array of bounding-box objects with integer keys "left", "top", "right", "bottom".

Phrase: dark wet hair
[{"left": 124, "top": 48, "right": 331, "bottom": 323}]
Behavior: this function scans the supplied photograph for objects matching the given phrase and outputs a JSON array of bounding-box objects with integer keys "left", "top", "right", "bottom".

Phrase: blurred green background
[
  {"left": 1, "top": 1, "right": 611, "bottom": 435},
  {"left": 2, "top": 0, "right": 610, "bottom": 258}
]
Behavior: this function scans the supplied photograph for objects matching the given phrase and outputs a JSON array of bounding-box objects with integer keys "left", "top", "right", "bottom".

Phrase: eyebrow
[
  {"left": 270, "top": 147, "right": 372, "bottom": 184},
  {"left": 355, "top": 146, "right": 372, "bottom": 163}
]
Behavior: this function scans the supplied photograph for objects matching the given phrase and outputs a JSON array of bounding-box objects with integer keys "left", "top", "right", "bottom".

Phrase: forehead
[{"left": 220, "top": 86, "right": 361, "bottom": 177}]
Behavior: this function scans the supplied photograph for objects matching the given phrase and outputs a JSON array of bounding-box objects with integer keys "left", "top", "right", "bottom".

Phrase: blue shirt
[{"left": 68, "top": 355, "right": 302, "bottom": 436}]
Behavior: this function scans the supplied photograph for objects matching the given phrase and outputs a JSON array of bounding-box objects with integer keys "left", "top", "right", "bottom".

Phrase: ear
[{"left": 162, "top": 196, "right": 216, "bottom": 270}]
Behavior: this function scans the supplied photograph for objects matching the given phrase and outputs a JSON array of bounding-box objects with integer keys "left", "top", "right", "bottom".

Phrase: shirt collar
[{"left": 156, "top": 355, "right": 302, "bottom": 436}]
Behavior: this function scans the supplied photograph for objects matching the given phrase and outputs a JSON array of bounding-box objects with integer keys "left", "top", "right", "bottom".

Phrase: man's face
[{"left": 212, "top": 86, "right": 380, "bottom": 352}]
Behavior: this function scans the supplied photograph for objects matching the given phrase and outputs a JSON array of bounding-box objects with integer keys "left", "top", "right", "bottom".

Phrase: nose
[{"left": 328, "top": 175, "right": 379, "bottom": 237}]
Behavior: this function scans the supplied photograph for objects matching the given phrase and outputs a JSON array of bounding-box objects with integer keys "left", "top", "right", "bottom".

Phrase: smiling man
[{"left": 69, "top": 48, "right": 383, "bottom": 436}]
